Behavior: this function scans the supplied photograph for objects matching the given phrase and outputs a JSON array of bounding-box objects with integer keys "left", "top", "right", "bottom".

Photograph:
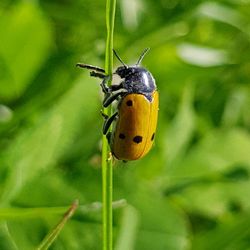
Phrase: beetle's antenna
[
  {"left": 136, "top": 48, "right": 150, "bottom": 66},
  {"left": 113, "top": 49, "right": 128, "bottom": 68}
]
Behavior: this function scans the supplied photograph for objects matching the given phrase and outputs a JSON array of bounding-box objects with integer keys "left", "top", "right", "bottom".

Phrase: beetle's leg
[
  {"left": 110, "top": 83, "right": 124, "bottom": 91},
  {"left": 76, "top": 63, "right": 105, "bottom": 73},
  {"left": 100, "top": 76, "right": 127, "bottom": 107},
  {"left": 102, "top": 117, "right": 113, "bottom": 145},
  {"left": 106, "top": 132, "right": 112, "bottom": 144},
  {"left": 77, "top": 63, "right": 107, "bottom": 79},
  {"left": 100, "top": 75, "right": 112, "bottom": 93},
  {"left": 102, "top": 111, "right": 118, "bottom": 135},
  {"left": 101, "top": 111, "right": 109, "bottom": 120},
  {"left": 90, "top": 71, "right": 106, "bottom": 79},
  {"left": 100, "top": 75, "right": 126, "bottom": 92},
  {"left": 103, "top": 90, "right": 127, "bottom": 107},
  {"left": 77, "top": 65, "right": 127, "bottom": 106}
]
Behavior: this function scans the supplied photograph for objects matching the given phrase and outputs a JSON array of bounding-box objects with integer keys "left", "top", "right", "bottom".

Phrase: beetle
[{"left": 77, "top": 48, "right": 158, "bottom": 161}]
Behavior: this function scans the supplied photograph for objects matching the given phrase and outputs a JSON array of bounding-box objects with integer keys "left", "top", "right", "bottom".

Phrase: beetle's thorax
[{"left": 115, "top": 66, "right": 156, "bottom": 96}]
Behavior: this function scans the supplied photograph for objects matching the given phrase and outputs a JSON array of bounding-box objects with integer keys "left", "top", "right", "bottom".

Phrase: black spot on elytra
[
  {"left": 119, "top": 133, "right": 126, "bottom": 139},
  {"left": 151, "top": 133, "right": 155, "bottom": 141},
  {"left": 126, "top": 100, "right": 133, "bottom": 106},
  {"left": 133, "top": 135, "right": 143, "bottom": 144}
]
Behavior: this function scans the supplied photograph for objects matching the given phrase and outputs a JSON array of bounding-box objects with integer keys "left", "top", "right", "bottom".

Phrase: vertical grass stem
[{"left": 102, "top": 0, "right": 116, "bottom": 249}]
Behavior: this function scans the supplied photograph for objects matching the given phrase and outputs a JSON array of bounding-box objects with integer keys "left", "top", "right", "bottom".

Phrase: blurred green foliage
[{"left": 0, "top": 0, "right": 250, "bottom": 249}]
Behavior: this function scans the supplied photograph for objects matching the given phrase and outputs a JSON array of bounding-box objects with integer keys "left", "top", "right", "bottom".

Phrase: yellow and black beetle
[{"left": 77, "top": 48, "right": 158, "bottom": 161}]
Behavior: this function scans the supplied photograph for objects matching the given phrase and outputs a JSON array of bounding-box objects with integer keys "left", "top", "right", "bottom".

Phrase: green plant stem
[
  {"left": 102, "top": 0, "right": 116, "bottom": 249},
  {"left": 0, "top": 199, "right": 127, "bottom": 220},
  {"left": 36, "top": 200, "right": 78, "bottom": 250}
]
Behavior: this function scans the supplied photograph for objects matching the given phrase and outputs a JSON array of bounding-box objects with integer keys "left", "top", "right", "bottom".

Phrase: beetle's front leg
[
  {"left": 103, "top": 90, "right": 128, "bottom": 107},
  {"left": 101, "top": 76, "right": 127, "bottom": 107},
  {"left": 100, "top": 75, "right": 112, "bottom": 94}
]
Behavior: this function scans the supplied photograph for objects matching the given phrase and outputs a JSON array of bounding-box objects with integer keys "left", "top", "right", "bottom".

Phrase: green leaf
[
  {"left": 1, "top": 75, "right": 99, "bottom": 203},
  {"left": 196, "top": 2, "right": 250, "bottom": 35},
  {"left": 177, "top": 43, "right": 229, "bottom": 67},
  {"left": 0, "top": 2, "right": 52, "bottom": 101},
  {"left": 166, "top": 129, "right": 250, "bottom": 217},
  {"left": 115, "top": 205, "right": 139, "bottom": 250},
  {"left": 129, "top": 186, "right": 190, "bottom": 250},
  {"left": 0, "top": 222, "right": 18, "bottom": 250},
  {"left": 171, "top": 128, "right": 250, "bottom": 178},
  {"left": 36, "top": 200, "right": 78, "bottom": 250},
  {"left": 165, "top": 83, "right": 196, "bottom": 168},
  {"left": 193, "top": 212, "right": 250, "bottom": 250}
]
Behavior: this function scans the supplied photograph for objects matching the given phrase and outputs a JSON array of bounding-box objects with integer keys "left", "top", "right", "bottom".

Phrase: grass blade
[{"left": 36, "top": 200, "right": 78, "bottom": 250}]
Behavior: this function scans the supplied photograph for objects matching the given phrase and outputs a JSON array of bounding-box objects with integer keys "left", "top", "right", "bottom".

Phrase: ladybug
[{"left": 77, "top": 48, "right": 158, "bottom": 161}]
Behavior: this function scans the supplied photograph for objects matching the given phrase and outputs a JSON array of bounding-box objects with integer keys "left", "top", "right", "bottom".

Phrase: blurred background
[{"left": 1, "top": 0, "right": 250, "bottom": 249}]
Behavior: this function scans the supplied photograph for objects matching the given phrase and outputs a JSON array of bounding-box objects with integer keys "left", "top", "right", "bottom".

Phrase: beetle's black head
[
  {"left": 115, "top": 66, "right": 133, "bottom": 78},
  {"left": 114, "top": 48, "right": 151, "bottom": 79},
  {"left": 113, "top": 49, "right": 156, "bottom": 99},
  {"left": 116, "top": 65, "right": 156, "bottom": 95},
  {"left": 115, "top": 65, "right": 146, "bottom": 78}
]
